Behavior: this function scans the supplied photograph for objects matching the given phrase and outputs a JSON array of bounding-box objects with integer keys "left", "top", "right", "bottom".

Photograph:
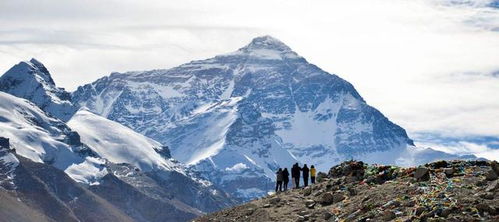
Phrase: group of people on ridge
[{"left": 275, "top": 163, "right": 316, "bottom": 192}]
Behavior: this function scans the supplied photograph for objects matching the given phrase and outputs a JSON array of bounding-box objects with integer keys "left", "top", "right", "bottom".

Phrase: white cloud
[
  {"left": 417, "top": 140, "right": 499, "bottom": 160},
  {"left": 225, "top": 163, "right": 249, "bottom": 172},
  {"left": 0, "top": 0, "right": 498, "bottom": 142}
]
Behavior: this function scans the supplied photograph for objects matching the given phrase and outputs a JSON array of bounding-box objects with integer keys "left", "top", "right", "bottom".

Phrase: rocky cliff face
[
  {"left": 73, "top": 36, "right": 467, "bottom": 200},
  {"left": 196, "top": 160, "right": 499, "bottom": 222}
]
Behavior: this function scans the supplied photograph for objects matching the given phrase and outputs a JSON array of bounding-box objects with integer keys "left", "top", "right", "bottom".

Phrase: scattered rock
[
  {"left": 316, "top": 192, "right": 335, "bottom": 205},
  {"left": 404, "top": 200, "right": 415, "bottom": 207},
  {"left": 381, "top": 210, "right": 396, "bottom": 220},
  {"left": 304, "top": 200, "right": 315, "bottom": 209},
  {"left": 262, "top": 204, "right": 271, "bottom": 208},
  {"left": 297, "top": 210, "right": 308, "bottom": 216},
  {"left": 476, "top": 203, "right": 496, "bottom": 215},
  {"left": 269, "top": 197, "right": 281, "bottom": 205},
  {"left": 438, "top": 207, "right": 453, "bottom": 217},
  {"left": 413, "top": 167, "right": 430, "bottom": 181},
  {"left": 302, "top": 187, "right": 312, "bottom": 196},
  {"left": 245, "top": 208, "right": 255, "bottom": 216},
  {"left": 316, "top": 172, "right": 328, "bottom": 183},
  {"left": 347, "top": 186, "right": 357, "bottom": 196},
  {"left": 323, "top": 211, "right": 333, "bottom": 220},
  {"left": 480, "top": 192, "right": 495, "bottom": 200},
  {"left": 296, "top": 215, "right": 305, "bottom": 222},
  {"left": 382, "top": 200, "right": 400, "bottom": 208},
  {"left": 331, "top": 192, "right": 345, "bottom": 203},
  {"left": 414, "top": 207, "right": 425, "bottom": 216}
]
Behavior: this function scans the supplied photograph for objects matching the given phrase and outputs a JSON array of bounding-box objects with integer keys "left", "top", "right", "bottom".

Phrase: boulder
[
  {"left": 443, "top": 168, "right": 456, "bottom": 178},
  {"left": 331, "top": 193, "right": 346, "bottom": 203},
  {"left": 413, "top": 167, "right": 430, "bottom": 181},
  {"left": 491, "top": 161, "right": 499, "bottom": 175},
  {"left": 316, "top": 192, "right": 335, "bottom": 205},
  {"left": 485, "top": 169, "right": 498, "bottom": 181}
]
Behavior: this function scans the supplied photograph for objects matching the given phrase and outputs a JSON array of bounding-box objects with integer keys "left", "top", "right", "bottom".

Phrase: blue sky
[{"left": 0, "top": 0, "right": 498, "bottom": 160}]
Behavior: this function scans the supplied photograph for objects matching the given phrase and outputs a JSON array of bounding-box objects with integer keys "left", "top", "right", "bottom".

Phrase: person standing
[
  {"left": 302, "top": 164, "right": 310, "bottom": 187},
  {"left": 292, "top": 163, "right": 301, "bottom": 188},
  {"left": 275, "top": 168, "right": 283, "bottom": 192},
  {"left": 310, "top": 165, "right": 316, "bottom": 184},
  {"left": 282, "top": 168, "right": 290, "bottom": 191}
]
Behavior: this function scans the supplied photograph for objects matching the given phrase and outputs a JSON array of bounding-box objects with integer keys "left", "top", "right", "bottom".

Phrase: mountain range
[{"left": 0, "top": 36, "right": 475, "bottom": 221}]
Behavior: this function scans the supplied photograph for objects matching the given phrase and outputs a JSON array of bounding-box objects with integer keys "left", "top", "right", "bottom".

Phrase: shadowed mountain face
[
  {"left": 0, "top": 153, "right": 134, "bottom": 222},
  {"left": 71, "top": 36, "right": 453, "bottom": 201}
]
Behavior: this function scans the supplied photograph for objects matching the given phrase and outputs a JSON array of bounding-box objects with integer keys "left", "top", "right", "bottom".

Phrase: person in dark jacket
[
  {"left": 275, "top": 168, "right": 283, "bottom": 192},
  {"left": 302, "top": 164, "right": 310, "bottom": 187},
  {"left": 282, "top": 168, "right": 290, "bottom": 191},
  {"left": 292, "top": 163, "right": 300, "bottom": 188}
]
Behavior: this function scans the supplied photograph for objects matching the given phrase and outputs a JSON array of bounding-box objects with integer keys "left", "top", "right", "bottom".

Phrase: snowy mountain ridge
[{"left": 0, "top": 61, "right": 237, "bottom": 219}]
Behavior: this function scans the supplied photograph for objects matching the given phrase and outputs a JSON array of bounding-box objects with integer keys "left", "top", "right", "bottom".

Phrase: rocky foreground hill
[{"left": 195, "top": 160, "right": 499, "bottom": 222}]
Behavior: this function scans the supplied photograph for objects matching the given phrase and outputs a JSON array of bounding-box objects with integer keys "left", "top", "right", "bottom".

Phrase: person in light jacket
[
  {"left": 275, "top": 168, "right": 283, "bottom": 192},
  {"left": 310, "top": 165, "right": 317, "bottom": 184}
]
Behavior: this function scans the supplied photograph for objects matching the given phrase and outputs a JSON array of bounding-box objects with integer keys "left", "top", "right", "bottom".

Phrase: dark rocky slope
[
  {"left": 196, "top": 160, "right": 499, "bottom": 221},
  {"left": 3, "top": 155, "right": 134, "bottom": 222}
]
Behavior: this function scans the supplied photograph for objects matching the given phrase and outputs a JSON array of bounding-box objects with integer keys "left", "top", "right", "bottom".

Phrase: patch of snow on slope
[
  {"left": 273, "top": 97, "right": 341, "bottom": 147},
  {"left": 65, "top": 156, "right": 107, "bottom": 185},
  {"left": 68, "top": 109, "right": 179, "bottom": 172},
  {"left": 0, "top": 148, "right": 19, "bottom": 189},
  {"left": 93, "top": 87, "right": 123, "bottom": 117},
  {"left": 168, "top": 98, "right": 241, "bottom": 165}
]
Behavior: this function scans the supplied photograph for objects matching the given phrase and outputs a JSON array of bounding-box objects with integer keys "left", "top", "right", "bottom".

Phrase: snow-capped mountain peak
[
  {"left": 240, "top": 35, "right": 292, "bottom": 52},
  {"left": 72, "top": 35, "right": 475, "bottom": 201},
  {"left": 27, "top": 58, "right": 56, "bottom": 85},
  {"left": 229, "top": 35, "right": 300, "bottom": 60},
  {"left": 0, "top": 59, "right": 76, "bottom": 121}
]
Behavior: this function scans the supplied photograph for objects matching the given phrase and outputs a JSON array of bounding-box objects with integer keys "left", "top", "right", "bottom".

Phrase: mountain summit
[
  {"left": 71, "top": 35, "right": 466, "bottom": 201},
  {"left": 239, "top": 35, "right": 293, "bottom": 52},
  {"left": 0, "top": 58, "right": 76, "bottom": 121}
]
